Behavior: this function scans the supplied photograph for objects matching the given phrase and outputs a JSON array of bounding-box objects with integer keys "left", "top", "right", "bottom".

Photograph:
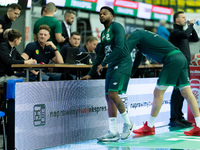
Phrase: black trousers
[
  {"left": 170, "top": 88, "right": 184, "bottom": 121},
  {"left": 170, "top": 64, "right": 190, "bottom": 121}
]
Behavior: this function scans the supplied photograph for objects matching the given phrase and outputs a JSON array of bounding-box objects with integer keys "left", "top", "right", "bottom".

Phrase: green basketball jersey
[
  {"left": 128, "top": 29, "right": 179, "bottom": 63},
  {"left": 88, "top": 22, "right": 132, "bottom": 77},
  {"left": 128, "top": 29, "right": 180, "bottom": 76}
]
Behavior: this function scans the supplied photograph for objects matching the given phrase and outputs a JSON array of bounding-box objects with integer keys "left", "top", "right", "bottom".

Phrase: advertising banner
[
  {"left": 151, "top": 5, "right": 173, "bottom": 22},
  {"left": 188, "top": 66, "right": 200, "bottom": 122},
  {"left": 46, "top": 0, "right": 173, "bottom": 22},
  {"left": 113, "top": 0, "right": 138, "bottom": 17},
  {"left": 65, "top": 0, "right": 97, "bottom": 11},
  {"left": 14, "top": 78, "right": 178, "bottom": 149}
]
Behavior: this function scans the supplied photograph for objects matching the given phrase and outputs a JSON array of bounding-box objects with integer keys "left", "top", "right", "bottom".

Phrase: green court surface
[
  {"left": 98, "top": 126, "right": 200, "bottom": 150},
  {"left": 42, "top": 126, "right": 200, "bottom": 150}
]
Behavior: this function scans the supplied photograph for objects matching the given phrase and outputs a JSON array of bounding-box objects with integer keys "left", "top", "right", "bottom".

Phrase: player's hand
[
  {"left": 45, "top": 41, "right": 57, "bottom": 50},
  {"left": 97, "top": 64, "right": 103, "bottom": 75},
  {"left": 25, "top": 58, "right": 37, "bottom": 64},
  {"left": 80, "top": 75, "right": 91, "bottom": 80}
]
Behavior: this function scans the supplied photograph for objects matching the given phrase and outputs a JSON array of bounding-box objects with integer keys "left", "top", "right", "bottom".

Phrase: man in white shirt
[{"left": 60, "top": 10, "right": 76, "bottom": 49}]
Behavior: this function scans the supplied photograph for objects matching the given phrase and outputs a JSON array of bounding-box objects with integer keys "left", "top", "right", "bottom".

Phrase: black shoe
[
  {"left": 180, "top": 118, "right": 193, "bottom": 127},
  {"left": 168, "top": 120, "right": 186, "bottom": 127}
]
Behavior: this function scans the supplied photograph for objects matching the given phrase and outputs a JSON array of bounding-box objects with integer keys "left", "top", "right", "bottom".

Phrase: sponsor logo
[
  {"left": 190, "top": 70, "right": 200, "bottom": 73},
  {"left": 71, "top": 0, "right": 92, "bottom": 9},
  {"left": 113, "top": 82, "right": 118, "bottom": 85},
  {"left": 130, "top": 99, "right": 170, "bottom": 109},
  {"left": 102, "top": 35, "right": 105, "bottom": 41},
  {"left": 35, "top": 49, "right": 39, "bottom": 55},
  {"left": 45, "top": 51, "right": 50, "bottom": 54},
  {"left": 154, "top": 34, "right": 158, "bottom": 37},
  {"left": 33, "top": 104, "right": 46, "bottom": 126},
  {"left": 152, "top": 5, "right": 172, "bottom": 15},
  {"left": 49, "top": 105, "right": 107, "bottom": 118},
  {"left": 190, "top": 70, "right": 200, "bottom": 76},
  {"left": 114, "top": 66, "right": 118, "bottom": 69},
  {"left": 190, "top": 79, "right": 200, "bottom": 89}
]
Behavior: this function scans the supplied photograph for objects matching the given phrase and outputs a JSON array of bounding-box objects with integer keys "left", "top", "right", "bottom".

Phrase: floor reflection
[{"left": 41, "top": 125, "right": 197, "bottom": 150}]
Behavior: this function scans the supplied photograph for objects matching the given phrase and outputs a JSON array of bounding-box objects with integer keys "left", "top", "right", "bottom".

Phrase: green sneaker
[{"left": 97, "top": 131, "right": 120, "bottom": 142}]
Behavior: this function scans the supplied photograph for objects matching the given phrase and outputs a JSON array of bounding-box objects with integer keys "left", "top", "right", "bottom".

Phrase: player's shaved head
[{"left": 46, "top": 2, "right": 56, "bottom": 13}]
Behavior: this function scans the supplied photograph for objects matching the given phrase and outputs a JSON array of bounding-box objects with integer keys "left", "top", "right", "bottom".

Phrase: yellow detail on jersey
[{"left": 35, "top": 49, "right": 39, "bottom": 55}]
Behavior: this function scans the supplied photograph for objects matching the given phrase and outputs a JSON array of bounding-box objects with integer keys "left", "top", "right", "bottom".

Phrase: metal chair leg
[{"left": 2, "top": 116, "right": 7, "bottom": 150}]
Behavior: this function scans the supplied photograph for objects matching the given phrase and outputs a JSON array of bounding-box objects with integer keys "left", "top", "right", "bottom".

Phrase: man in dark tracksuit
[{"left": 168, "top": 11, "right": 199, "bottom": 127}]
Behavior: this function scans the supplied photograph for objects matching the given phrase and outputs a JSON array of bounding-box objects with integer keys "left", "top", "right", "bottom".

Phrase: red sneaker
[
  {"left": 184, "top": 124, "right": 200, "bottom": 136},
  {"left": 133, "top": 121, "right": 155, "bottom": 135}
]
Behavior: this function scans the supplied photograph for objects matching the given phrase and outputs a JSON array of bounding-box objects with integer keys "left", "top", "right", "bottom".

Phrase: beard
[
  {"left": 67, "top": 20, "right": 72, "bottom": 25},
  {"left": 100, "top": 19, "right": 109, "bottom": 25}
]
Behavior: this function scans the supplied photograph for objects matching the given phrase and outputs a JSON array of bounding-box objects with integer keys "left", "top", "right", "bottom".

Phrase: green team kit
[
  {"left": 128, "top": 29, "right": 190, "bottom": 88},
  {"left": 88, "top": 25, "right": 189, "bottom": 93},
  {"left": 88, "top": 22, "right": 132, "bottom": 94}
]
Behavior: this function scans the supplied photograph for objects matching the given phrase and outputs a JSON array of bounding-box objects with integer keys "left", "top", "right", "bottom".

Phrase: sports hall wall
[{"left": 7, "top": 5, "right": 200, "bottom": 59}]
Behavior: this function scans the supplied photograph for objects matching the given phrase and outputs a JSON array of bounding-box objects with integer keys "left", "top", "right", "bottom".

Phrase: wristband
[{"left": 54, "top": 49, "right": 58, "bottom": 51}]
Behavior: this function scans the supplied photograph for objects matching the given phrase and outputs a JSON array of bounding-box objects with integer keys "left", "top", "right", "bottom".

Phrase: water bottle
[{"left": 186, "top": 20, "right": 200, "bottom": 26}]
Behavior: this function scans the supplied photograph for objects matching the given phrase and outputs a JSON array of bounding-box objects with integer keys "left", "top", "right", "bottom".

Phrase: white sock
[
  {"left": 121, "top": 111, "right": 131, "bottom": 125},
  {"left": 148, "top": 116, "right": 156, "bottom": 128},
  {"left": 109, "top": 117, "right": 118, "bottom": 134},
  {"left": 195, "top": 117, "right": 200, "bottom": 128}
]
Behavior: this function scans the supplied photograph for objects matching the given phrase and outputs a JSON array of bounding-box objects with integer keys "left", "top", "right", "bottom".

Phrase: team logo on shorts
[
  {"left": 35, "top": 49, "right": 39, "bottom": 55},
  {"left": 105, "top": 45, "right": 112, "bottom": 56}
]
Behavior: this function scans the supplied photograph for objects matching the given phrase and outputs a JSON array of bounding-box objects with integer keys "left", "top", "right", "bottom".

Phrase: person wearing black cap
[{"left": 81, "top": 6, "right": 134, "bottom": 142}]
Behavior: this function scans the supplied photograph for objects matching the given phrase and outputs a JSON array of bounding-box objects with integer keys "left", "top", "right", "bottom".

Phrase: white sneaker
[
  {"left": 97, "top": 130, "right": 120, "bottom": 142},
  {"left": 121, "top": 121, "right": 135, "bottom": 140}
]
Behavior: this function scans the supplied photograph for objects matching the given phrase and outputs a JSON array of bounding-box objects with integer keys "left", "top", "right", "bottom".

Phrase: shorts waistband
[
  {"left": 166, "top": 50, "right": 181, "bottom": 57},
  {"left": 163, "top": 50, "right": 181, "bottom": 62}
]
